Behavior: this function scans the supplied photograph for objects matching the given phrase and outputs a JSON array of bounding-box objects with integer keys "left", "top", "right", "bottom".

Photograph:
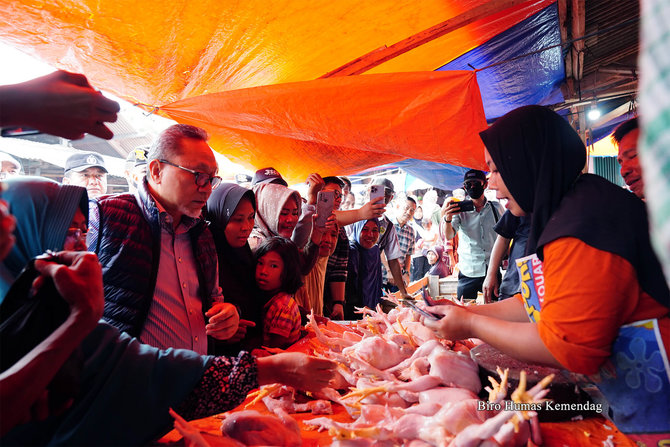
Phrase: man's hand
[
  {"left": 305, "top": 173, "right": 325, "bottom": 205},
  {"left": 359, "top": 197, "right": 385, "bottom": 220},
  {"left": 330, "top": 303, "right": 344, "bottom": 320},
  {"left": 33, "top": 251, "right": 104, "bottom": 328},
  {"left": 0, "top": 70, "right": 120, "bottom": 140},
  {"left": 441, "top": 200, "right": 461, "bottom": 221},
  {"left": 205, "top": 303, "right": 240, "bottom": 340},
  {"left": 482, "top": 272, "right": 500, "bottom": 304},
  {"left": 225, "top": 319, "right": 256, "bottom": 343},
  {"left": 257, "top": 352, "right": 337, "bottom": 393}
]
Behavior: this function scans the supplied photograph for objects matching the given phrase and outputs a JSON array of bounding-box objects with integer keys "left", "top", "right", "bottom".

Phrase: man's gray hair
[{"left": 147, "top": 124, "right": 209, "bottom": 162}]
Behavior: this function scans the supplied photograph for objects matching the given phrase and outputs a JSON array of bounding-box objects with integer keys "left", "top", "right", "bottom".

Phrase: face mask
[{"left": 464, "top": 182, "right": 485, "bottom": 199}]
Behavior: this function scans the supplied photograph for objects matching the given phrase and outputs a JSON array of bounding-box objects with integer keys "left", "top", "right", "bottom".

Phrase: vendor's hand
[
  {"left": 482, "top": 273, "right": 499, "bottom": 304},
  {"left": 422, "top": 305, "right": 473, "bottom": 341},
  {"left": 330, "top": 303, "right": 344, "bottom": 320},
  {"left": 33, "top": 251, "right": 104, "bottom": 328},
  {"left": 0, "top": 200, "right": 16, "bottom": 262},
  {"left": 225, "top": 319, "right": 256, "bottom": 343},
  {"left": 360, "top": 197, "right": 385, "bottom": 219},
  {"left": 257, "top": 352, "right": 337, "bottom": 393},
  {"left": 205, "top": 303, "right": 240, "bottom": 340},
  {"left": 0, "top": 70, "right": 120, "bottom": 140},
  {"left": 305, "top": 173, "right": 325, "bottom": 205}
]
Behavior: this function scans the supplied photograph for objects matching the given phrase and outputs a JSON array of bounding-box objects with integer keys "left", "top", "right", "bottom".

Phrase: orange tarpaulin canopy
[
  {"left": 0, "top": 0, "right": 553, "bottom": 178},
  {"left": 161, "top": 71, "right": 488, "bottom": 182}
]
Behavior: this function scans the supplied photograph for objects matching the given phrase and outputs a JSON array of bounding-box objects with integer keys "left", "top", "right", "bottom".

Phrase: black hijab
[
  {"left": 480, "top": 105, "right": 669, "bottom": 307},
  {"left": 205, "top": 183, "right": 262, "bottom": 328}
]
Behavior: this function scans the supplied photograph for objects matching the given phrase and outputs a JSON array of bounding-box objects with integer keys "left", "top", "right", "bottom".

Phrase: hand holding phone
[
  {"left": 315, "top": 190, "right": 334, "bottom": 228},
  {"left": 369, "top": 185, "right": 385, "bottom": 203}
]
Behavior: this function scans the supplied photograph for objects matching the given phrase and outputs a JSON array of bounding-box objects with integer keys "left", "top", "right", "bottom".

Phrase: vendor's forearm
[
  {"left": 334, "top": 209, "right": 360, "bottom": 226},
  {"left": 329, "top": 281, "right": 345, "bottom": 304},
  {"left": 467, "top": 296, "right": 529, "bottom": 322},
  {"left": 466, "top": 313, "right": 563, "bottom": 369}
]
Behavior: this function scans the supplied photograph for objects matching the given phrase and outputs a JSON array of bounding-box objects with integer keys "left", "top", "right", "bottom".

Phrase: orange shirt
[{"left": 524, "top": 237, "right": 670, "bottom": 375}]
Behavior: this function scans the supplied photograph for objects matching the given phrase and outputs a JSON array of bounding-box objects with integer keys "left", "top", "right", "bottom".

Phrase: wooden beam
[
  {"left": 321, "top": 0, "right": 533, "bottom": 78},
  {"left": 570, "top": 0, "right": 585, "bottom": 81}
]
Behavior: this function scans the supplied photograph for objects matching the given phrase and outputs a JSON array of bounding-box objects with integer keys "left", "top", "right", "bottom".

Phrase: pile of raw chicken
[{"left": 213, "top": 302, "right": 554, "bottom": 447}]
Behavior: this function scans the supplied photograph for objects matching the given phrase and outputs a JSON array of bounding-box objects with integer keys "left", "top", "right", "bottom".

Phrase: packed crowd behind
[{"left": 0, "top": 68, "right": 668, "bottom": 445}]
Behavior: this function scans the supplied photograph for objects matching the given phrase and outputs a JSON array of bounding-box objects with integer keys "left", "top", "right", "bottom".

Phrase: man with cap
[
  {"left": 0, "top": 152, "right": 22, "bottom": 179},
  {"left": 62, "top": 151, "right": 108, "bottom": 198},
  {"left": 441, "top": 169, "right": 503, "bottom": 300},
  {"left": 123, "top": 146, "right": 149, "bottom": 194},
  {"left": 368, "top": 177, "right": 413, "bottom": 301}
]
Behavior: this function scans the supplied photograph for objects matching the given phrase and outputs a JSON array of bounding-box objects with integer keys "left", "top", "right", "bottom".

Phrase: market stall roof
[{"left": 0, "top": 0, "right": 638, "bottom": 184}]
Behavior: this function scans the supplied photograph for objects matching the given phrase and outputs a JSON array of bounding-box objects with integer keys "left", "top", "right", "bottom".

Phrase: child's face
[
  {"left": 256, "top": 250, "right": 284, "bottom": 292},
  {"left": 278, "top": 197, "right": 300, "bottom": 238},
  {"left": 359, "top": 220, "right": 380, "bottom": 249},
  {"left": 426, "top": 250, "right": 438, "bottom": 265},
  {"left": 224, "top": 198, "right": 255, "bottom": 248}
]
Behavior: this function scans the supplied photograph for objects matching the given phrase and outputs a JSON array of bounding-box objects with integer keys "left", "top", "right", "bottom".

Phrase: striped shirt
[{"left": 139, "top": 196, "right": 223, "bottom": 354}]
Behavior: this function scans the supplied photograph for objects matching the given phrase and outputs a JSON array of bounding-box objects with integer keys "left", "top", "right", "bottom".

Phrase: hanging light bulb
[{"left": 588, "top": 102, "right": 601, "bottom": 121}]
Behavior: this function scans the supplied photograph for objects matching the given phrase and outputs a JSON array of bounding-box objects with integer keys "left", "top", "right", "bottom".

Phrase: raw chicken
[{"left": 220, "top": 409, "right": 301, "bottom": 447}]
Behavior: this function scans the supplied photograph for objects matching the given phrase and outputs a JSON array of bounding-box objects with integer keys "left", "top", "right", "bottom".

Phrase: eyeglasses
[
  {"left": 65, "top": 228, "right": 87, "bottom": 241},
  {"left": 158, "top": 159, "right": 222, "bottom": 189}
]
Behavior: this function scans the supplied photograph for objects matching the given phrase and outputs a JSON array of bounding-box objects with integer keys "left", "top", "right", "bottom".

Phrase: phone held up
[
  {"left": 315, "top": 190, "right": 335, "bottom": 228},
  {"left": 369, "top": 185, "right": 385, "bottom": 203}
]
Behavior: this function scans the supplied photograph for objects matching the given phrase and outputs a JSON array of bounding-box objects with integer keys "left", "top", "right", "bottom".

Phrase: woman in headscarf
[
  {"left": 425, "top": 106, "right": 670, "bottom": 440},
  {"left": 206, "top": 183, "right": 263, "bottom": 353},
  {"left": 0, "top": 177, "right": 88, "bottom": 299},
  {"left": 0, "top": 178, "right": 336, "bottom": 445},
  {"left": 250, "top": 182, "right": 321, "bottom": 275},
  {"left": 424, "top": 245, "right": 449, "bottom": 279},
  {"left": 345, "top": 219, "right": 382, "bottom": 320}
]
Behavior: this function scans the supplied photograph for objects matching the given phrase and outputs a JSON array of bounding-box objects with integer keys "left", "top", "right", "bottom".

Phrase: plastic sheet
[
  {"left": 439, "top": 3, "right": 564, "bottom": 120},
  {"left": 161, "top": 71, "right": 488, "bottom": 184}
]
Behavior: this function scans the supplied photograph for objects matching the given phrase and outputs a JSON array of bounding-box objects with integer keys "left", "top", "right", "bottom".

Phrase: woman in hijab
[
  {"left": 206, "top": 183, "right": 263, "bottom": 353},
  {"left": 0, "top": 177, "right": 88, "bottom": 299},
  {"left": 0, "top": 178, "right": 337, "bottom": 445},
  {"left": 425, "top": 106, "right": 670, "bottom": 441},
  {"left": 345, "top": 219, "right": 382, "bottom": 320},
  {"left": 250, "top": 182, "right": 320, "bottom": 275},
  {"left": 424, "top": 245, "right": 449, "bottom": 279}
]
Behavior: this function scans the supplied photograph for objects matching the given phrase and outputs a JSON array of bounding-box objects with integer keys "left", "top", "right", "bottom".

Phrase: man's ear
[
  {"left": 147, "top": 160, "right": 162, "bottom": 184},
  {"left": 62, "top": 176, "right": 71, "bottom": 185}
]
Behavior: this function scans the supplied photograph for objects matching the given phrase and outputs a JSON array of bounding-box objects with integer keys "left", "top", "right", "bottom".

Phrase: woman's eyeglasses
[{"left": 158, "top": 159, "right": 222, "bottom": 189}]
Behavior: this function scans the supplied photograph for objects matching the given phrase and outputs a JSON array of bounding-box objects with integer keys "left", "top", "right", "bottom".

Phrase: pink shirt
[{"left": 139, "top": 194, "right": 223, "bottom": 354}]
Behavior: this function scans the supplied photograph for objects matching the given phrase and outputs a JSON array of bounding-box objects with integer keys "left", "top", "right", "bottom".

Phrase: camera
[{"left": 457, "top": 199, "right": 475, "bottom": 212}]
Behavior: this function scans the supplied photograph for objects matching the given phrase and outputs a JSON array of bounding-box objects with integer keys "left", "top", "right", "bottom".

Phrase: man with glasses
[
  {"left": 88, "top": 124, "right": 239, "bottom": 355},
  {"left": 441, "top": 169, "right": 503, "bottom": 300}
]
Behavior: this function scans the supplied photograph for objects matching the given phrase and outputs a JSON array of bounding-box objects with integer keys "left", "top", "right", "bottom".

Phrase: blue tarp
[
  {"left": 354, "top": 5, "right": 567, "bottom": 189},
  {"left": 439, "top": 3, "right": 564, "bottom": 121}
]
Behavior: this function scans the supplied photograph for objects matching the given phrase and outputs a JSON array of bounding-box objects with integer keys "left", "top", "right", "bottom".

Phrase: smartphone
[
  {"left": 369, "top": 185, "right": 385, "bottom": 203},
  {"left": 458, "top": 199, "right": 475, "bottom": 212},
  {"left": 315, "top": 190, "right": 334, "bottom": 227},
  {"left": 400, "top": 299, "right": 440, "bottom": 320}
]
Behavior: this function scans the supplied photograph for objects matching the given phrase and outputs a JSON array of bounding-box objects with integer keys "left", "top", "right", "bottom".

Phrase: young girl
[{"left": 255, "top": 237, "right": 304, "bottom": 348}]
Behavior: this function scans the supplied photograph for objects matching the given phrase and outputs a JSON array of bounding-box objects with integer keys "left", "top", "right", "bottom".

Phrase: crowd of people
[{"left": 0, "top": 65, "right": 668, "bottom": 445}]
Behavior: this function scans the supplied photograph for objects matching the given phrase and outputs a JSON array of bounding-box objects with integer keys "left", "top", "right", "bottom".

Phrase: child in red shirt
[{"left": 255, "top": 237, "right": 304, "bottom": 348}]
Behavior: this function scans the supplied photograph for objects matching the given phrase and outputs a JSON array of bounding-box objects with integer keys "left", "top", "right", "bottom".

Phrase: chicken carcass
[{"left": 220, "top": 409, "right": 301, "bottom": 447}]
